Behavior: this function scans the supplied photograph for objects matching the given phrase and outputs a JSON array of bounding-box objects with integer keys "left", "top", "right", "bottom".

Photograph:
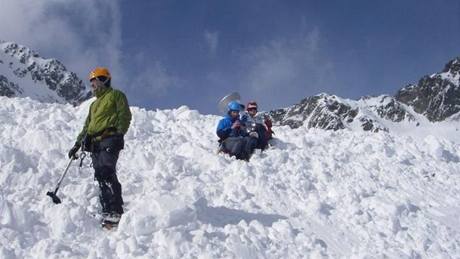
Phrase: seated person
[
  {"left": 240, "top": 101, "right": 274, "bottom": 150},
  {"left": 216, "top": 101, "right": 258, "bottom": 161}
]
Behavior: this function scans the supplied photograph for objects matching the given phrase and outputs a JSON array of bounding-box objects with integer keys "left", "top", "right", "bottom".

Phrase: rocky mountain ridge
[
  {"left": 0, "top": 41, "right": 89, "bottom": 105},
  {"left": 270, "top": 57, "right": 460, "bottom": 132}
]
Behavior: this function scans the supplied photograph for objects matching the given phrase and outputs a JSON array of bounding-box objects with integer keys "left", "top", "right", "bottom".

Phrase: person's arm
[
  {"left": 240, "top": 113, "right": 248, "bottom": 130},
  {"left": 216, "top": 119, "right": 232, "bottom": 139},
  {"left": 76, "top": 105, "right": 92, "bottom": 144},
  {"left": 69, "top": 105, "right": 91, "bottom": 159},
  {"left": 115, "top": 91, "right": 132, "bottom": 135}
]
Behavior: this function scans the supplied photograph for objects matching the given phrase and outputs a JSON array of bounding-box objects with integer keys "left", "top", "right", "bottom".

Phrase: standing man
[{"left": 68, "top": 67, "right": 131, "bottom": 228}]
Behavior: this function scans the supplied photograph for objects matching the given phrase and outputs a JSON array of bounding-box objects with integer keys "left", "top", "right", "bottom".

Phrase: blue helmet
[{"left": 227, "top": 101, "right": 243, "bottom": 112}]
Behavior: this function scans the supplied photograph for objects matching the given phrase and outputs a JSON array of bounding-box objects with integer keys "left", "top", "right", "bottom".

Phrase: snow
[
  {"left": 439, "top": 71, "right": 460, "bottom": 85},
  {"left": 1, "top": 95, "right": 460, "bottom": 258}
]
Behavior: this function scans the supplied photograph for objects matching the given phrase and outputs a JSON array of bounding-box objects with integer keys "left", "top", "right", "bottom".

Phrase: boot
[{"left": 101, "top": 212, "right": 121, "bottom": 230}]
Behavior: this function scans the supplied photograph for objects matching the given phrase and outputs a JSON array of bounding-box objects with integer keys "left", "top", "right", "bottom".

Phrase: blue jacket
[{"left": 216, "top": 115, "right": 247, "bottom": 140}]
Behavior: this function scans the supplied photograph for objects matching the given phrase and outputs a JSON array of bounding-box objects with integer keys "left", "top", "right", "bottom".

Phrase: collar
[{"left": 95, "top": 87, "right": 111, "bottom": 98}]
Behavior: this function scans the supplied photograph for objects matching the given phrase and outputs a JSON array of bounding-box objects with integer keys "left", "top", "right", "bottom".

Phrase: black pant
[
  {"left": 90, "top": 135, "right": 124, "bottom": 214},
  {"left": 222, "top": 136, "right": 258, "bottom": 160},
  {"left": 254, "top": 124, "right": 269, "bottom": 150}
]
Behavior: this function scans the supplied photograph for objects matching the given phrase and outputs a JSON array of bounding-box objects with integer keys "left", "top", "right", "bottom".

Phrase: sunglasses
[{"left": 247, "top": 108, "right": 257, "bottom": 112}]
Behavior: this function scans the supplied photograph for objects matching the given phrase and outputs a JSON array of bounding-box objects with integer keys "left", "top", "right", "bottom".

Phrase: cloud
[
  {"left": 128, "top": 53, "right": 181, "bottom": 102},
  {"left": 0, "top": 0, "right": 181, "bottom": 103},
  {"left": 204, "top": 30, "right": 219, "bottom": 56},
  {"left": 0, "top": 0, "right": 122, "bottom": 86},
  {"left": 239, "top": 27, "right": 335, "bottom": 109}
]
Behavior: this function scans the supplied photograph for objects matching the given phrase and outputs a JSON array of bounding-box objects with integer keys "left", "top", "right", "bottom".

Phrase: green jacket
[{"left": 76, "top": 87, "right": 132, "bottom": 143}]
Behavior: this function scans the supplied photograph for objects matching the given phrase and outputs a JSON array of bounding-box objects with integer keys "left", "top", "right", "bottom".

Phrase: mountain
[
  {"left": 396, "top": 57, "right": 460, "bottom": 121},
  {"left": 1, "top": 95, "right": 460, "bottom": 258},
  {"left": 0, "top": 41, "right": 89, "bottom": 105},
  {"left": 270, "top": 57, "right": 460, "bottom": 131},
  {"left": 269, "top": 94, "right": 420, "bottom": 132}
]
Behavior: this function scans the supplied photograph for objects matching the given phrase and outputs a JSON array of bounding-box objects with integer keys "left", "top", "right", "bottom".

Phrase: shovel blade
[
  {"left": 218, "top": 92, "right": 241, "bottom": 114},
  {"left": 46, "top": 191, "right": 62, "bottom": 204}
]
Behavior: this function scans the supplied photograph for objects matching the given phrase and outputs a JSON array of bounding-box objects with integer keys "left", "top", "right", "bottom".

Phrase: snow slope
[{"left": 1, "top": 96, "right": 460, "bottom": 258}]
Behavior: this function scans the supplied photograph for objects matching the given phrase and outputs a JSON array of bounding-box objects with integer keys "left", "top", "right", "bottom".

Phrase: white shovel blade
[{"left": 218, "top": 92, "right": 241, "bottom": 113}]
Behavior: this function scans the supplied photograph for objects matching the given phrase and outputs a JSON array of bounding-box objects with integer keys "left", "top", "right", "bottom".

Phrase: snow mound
[{"left": 1, "top": 96, "right": 460, "bottom": 258}]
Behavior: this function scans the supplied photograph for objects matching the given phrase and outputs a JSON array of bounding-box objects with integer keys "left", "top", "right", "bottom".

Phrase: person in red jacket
[{"left": 240, "top": 101, "right": 274, "bottom": 149}]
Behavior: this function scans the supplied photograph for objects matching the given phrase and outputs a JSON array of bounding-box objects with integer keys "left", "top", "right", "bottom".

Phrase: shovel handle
[{"left": 53, "top": 158, "right": 74, "bottom": 193}]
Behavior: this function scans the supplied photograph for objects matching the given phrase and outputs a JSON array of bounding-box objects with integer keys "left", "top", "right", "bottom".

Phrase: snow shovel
[
  {"left": 218, "top": 92, "right": 242, "bottom": 114},
  {"left": 46, "top": 158, "right": 74, "bottom": 204}
]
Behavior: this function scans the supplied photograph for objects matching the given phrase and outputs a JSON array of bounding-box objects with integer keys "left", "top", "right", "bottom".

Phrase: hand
[
  {"left": 231, "top": 121, "right": 241, "bottom": 129},
  {"left": 249, "top": 131, "right": 259, "bottom": 139},
  {"left": 264, "top": 118, "right": 272, "bottom": 128},
  {"left": 68, "top": 144, "right": 80, "bottom": 159}
]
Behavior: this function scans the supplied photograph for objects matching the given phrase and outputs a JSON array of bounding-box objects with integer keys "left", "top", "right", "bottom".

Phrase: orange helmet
[{"left": 89, "top": 67, "right": 111, "bottom": 81}]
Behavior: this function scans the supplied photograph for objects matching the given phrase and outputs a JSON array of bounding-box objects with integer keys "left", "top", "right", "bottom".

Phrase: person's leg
[
  {"left": 222, "top": 137, "right": 245, "bottom": 160},
  {"left": 249, "top": 124, "right": 265, "bottom": 150},
  {"left": 257, "top": 126, "right": 269, "bottom": 149},
  {"left": 91, "top": 147, "right": 123, "bottom": 215},
  {"left": 94, "top": 166, "right": 124, "bottom": 214},
  {"left": 243, "top": 136, "right": 258, "bottom": 160}
]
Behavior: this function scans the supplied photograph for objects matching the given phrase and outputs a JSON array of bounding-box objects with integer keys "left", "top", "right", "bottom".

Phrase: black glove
[{"left": 68, "top": 144, "right": 81, "bottom": 159}]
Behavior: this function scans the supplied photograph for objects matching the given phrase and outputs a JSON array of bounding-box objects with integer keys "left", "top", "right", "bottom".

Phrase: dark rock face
[
  {"left": 443, "top": 58, "right": 460, "bottom": 74},
  {"left": 270, "top": 95, "right": 416, "bottom": 132},
  {"left": 269, "top": 94, "right": 408, "bottom": 132},
  {"left": 0, "top": 41, "right": 89, "bottom": 105},
  {"left": 369, "top": 96, "right": 415, "bottom": 122},
  {"left": 0, "top": 75, "right": 20, "bottom": 97},
  {"left": 269, "top": 94, "right": 358, "bottom": 131},
  {"left": 395, "top": 57, "right": 460, "bottom": 121},
  {"left": 305, "top": 95, "right": 358, "bottom": 130}
]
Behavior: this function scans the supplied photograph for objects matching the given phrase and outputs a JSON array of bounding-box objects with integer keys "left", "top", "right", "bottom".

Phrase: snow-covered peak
[{"left": 0, "top": 41, "right": 89, "bottom": 105}]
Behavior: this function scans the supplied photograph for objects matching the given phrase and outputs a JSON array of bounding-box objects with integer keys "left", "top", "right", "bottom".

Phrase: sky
[{"left": 1, "top": 0, "right": 459, "bottom": 114}]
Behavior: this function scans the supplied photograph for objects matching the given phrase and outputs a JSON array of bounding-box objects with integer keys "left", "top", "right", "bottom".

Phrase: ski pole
[{"left": 46, "top": 158, "right": 74, "bottom": 204}]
